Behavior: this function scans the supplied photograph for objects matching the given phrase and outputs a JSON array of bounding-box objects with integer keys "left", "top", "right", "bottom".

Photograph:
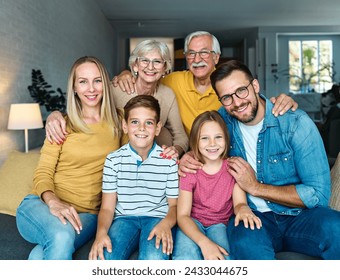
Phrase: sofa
[{"left": 0, "top": 150, "right": 340, "bottom": 260}]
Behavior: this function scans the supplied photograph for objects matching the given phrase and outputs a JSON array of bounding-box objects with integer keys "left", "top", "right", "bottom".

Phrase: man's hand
[
  {"left": 270, "top": 93, "right": 298, "bottom": 117},
  {"left": 178, "top": 151, "right": 203, "bottom": 177},
  {"left": 112, "top": 70, "right": 136, "bottom": 94},
  {"left": 227, "top": 157, "right": 260, "bottom": 196},
  {"left": 45, "top": 111, "right": 67, "bottom": 144}
]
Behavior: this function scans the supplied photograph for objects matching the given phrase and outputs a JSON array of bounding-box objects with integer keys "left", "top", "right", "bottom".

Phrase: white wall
[{"left": 0, "top": 0, "right": 116, "bottom": 165}]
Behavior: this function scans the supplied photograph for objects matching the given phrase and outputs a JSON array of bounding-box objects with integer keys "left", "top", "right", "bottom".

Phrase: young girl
[{"left": 172, "top": 110, "right": 261, "bottom": 260}]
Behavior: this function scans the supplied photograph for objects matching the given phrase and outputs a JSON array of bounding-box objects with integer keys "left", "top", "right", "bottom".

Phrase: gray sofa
[{"left": 1, "top": 150, "right": 339, "bottom": 260}]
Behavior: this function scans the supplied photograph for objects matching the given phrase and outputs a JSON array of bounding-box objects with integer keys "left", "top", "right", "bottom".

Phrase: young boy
[{"left": 89, "top": 95, "right": 178, "bottom": 260}]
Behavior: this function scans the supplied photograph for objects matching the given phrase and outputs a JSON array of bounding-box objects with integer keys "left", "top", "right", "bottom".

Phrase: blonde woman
[{"left": 16, "top": 56, "right": 126, "bottom": 260}]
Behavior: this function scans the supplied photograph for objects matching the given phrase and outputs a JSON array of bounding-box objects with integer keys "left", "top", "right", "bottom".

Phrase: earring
[{"left": 134, "top": 71, "right": 138, "bottom": 76}]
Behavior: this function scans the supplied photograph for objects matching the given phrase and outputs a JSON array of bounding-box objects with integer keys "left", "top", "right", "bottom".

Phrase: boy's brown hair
[
  {"left": 189, "top": 110, "right": 230, "bottom": 164},
  {"left": 123, "top": 95, "right": 161, "bottom": 123}
]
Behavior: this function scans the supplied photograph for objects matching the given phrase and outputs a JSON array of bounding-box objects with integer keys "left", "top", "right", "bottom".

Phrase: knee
[{"left": 50, "top": 229, "right": 75, "bottom": 248}]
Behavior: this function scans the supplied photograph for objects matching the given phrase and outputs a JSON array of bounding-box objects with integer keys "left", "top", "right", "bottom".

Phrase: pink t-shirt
[{"left": 180, "top": 159, "right": 235, "bottom": 227}]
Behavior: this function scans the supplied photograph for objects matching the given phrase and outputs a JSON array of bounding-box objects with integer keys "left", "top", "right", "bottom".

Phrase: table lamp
[{"left": 8, "top": 103, "right": 44, "bottom": 153}]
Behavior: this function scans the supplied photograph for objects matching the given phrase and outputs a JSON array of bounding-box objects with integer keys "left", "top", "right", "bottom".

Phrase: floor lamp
[{"left": 8, "top": 103, "right": 44, "bottom": 153}]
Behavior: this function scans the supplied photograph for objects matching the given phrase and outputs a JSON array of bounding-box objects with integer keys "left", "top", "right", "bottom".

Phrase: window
[{"left": 289, "top": 40, "right": 333, "bottom": 93}]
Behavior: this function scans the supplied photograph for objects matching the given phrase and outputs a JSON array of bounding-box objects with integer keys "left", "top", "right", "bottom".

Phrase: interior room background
[{"left": 1, "top": 0, "right": 340, "bottom": 166}]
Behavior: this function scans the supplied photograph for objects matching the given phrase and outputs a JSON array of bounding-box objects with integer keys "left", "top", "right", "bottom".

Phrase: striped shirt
[{"left": 102, "top": 142, "right": 179, "bottom": 218}]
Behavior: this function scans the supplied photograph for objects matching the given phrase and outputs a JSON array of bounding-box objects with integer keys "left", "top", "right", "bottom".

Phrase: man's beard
[{"left": 229, "top": 97, "right": 259, "bottom": 124}]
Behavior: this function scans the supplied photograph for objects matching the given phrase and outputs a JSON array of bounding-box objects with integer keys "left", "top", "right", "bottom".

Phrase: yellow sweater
[
  {"left": 162, "top": 70, "right": 221, "bottom": 136},
  {"left": 32, "top": 122, "right": 125, "bottom": 214}
]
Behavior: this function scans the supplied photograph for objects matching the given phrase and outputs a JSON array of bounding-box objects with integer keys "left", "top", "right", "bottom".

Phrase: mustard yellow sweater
[{"left": 32, "top": 122, "right": 126, "bottom": 214}]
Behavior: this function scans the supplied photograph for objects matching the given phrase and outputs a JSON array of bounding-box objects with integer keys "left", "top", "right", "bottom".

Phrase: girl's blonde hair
[
  {"left": 66, "top": 56, "right": 122, "bottom": 137},
  {"left": 189, "top": 110, "right": 230, "bottom": 164}
]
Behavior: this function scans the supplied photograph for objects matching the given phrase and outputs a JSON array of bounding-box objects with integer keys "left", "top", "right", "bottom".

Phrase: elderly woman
[
  {"left": 112, "top": 40, "right": 188, "bottom": 157},
  {"left": 45, "top": 40, "right": 188, "bottom": 158}
]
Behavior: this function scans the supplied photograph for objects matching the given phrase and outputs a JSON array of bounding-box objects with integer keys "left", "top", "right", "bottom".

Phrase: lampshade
[
  {"left": 8, "top": 103, "right": 43, "bottom": 130},
  {"left": 8, "top": 103, "right": 44, "bottom": 153}
]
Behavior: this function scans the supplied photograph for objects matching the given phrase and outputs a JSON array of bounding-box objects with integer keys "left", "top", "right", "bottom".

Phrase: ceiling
[{"left": 97, "top": 0, "right": 340, "bottom": 47}]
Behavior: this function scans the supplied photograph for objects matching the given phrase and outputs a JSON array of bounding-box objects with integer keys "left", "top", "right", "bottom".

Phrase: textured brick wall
[{"left": 0, "top": 0, "right": 116, "bottom": 165}]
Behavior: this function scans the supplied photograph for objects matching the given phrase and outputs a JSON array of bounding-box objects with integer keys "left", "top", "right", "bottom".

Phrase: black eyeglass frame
[{"left": 218, "top": 79, "right": 254, "bottom": 106}]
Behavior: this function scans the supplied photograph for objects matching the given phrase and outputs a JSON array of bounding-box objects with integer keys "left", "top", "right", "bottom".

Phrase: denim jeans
[
  {"left": 104, "top": 216, "right": 175, "bottom": 260},
  {"left": 227, "top": 207, "right": 340, "bottom": 260},
  {"left": 172, "top": 219, "right": 230, "bottom": 260},
  {"left": 16, "top": 194, "right": 97, "bottom": 260}
]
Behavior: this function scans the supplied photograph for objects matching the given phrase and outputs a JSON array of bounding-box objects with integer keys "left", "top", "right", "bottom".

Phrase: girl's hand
[
  {"left": 88, "top": 234, "right": 112, "bottom": 260},
  {"left": 235, "top": 206, "right": 262, "bottom": 230},
  {"left": 200, "top": 239, "right": 229, "bottom": 260},
  {"left": 147, "top": 220, "right": 173, "bottom": 255}
]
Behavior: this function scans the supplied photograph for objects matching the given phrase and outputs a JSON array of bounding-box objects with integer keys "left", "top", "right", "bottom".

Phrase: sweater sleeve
[{"left": 32, "top": 138, "right": 62, "bottom": 197}]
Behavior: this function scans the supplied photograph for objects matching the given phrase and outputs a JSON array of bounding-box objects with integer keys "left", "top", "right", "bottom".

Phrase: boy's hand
[
  {"left": 147, "top": 220, "right": 173, "bottom": 255},
  {"left": 88, "top": 234, "right": 112, "bottom": 260}
]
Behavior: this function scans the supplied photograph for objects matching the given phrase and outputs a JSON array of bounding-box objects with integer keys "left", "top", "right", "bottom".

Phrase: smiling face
[
  {"left": 186, "top": 35, "right": 220, "bottom": 81},
  {"left": 123, "top": 106, "right": 161, "bottom": 158},
  {"left": 215, "top": 70, "right": 265, "bottom": 125},
  {"left": 73, "top": 62, "right": 103, "bottom": 110},
  {"left": 198, "top": 120, "right": 226, "bottom": 163},
  {"left": 133, "top": 49, "right": 166, "bottom": 84}
]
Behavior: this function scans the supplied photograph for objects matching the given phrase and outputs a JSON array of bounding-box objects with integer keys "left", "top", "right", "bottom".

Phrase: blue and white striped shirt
[{"left": 102, "top": 142, "right": 179, "bottom": 218}]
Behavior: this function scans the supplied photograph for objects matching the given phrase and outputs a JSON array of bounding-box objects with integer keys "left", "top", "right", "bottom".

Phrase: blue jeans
[
  {"left": 104, "top": 216, "right": 175, "bottom": 260},
  {"left": 172, "top": 219, "right": 230, "bottom": 260},
  {"left": 16, "top": 194, "right": 97, "bottom": 260},
  {"left": 227, "top": 207, "right": 340, "bottom": 260}
]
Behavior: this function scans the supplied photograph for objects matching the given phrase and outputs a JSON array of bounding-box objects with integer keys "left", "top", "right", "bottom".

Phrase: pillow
[
  {"left": 0, "top": 150, "right": 40, "bottom": 216},
  {"left": 330, "top": 152, "right": 340, "bottom": 211}
]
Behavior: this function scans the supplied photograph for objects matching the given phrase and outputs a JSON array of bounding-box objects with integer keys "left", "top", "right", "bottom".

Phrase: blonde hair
[
  {"left": 66, "top": 56, "right": 122, "bottom": 137},
  {"left": 189, "top": 110, "right": 230, "bottom": 164}
]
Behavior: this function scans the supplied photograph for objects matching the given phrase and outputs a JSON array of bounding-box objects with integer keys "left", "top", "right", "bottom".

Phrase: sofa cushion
[
  {"left": 330, "top": 152, "right": 340, "bottom": 211},
  {"left": 0, "top": 213, "right": 35, "bottom": 259},
  {"left": 0, "top": 150, "right": 40, "bottom": 216}
]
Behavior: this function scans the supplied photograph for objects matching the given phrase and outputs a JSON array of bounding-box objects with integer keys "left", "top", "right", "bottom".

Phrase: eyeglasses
[
  {"left": 137, "top": 57, "right": 165, "bottom": 69},
  {"left": 184, "top": 50, "right": 215, "bottom": 59},
  {"left": 218, "top": 80, "right": 254, "bottom": 106}
]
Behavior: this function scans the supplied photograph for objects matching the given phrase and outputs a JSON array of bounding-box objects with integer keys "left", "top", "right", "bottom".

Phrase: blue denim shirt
[{"left": 218, "top": 95, "right": 331, "bottom": 216}]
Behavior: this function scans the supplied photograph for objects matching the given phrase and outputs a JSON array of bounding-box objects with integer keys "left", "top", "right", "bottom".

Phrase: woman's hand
[
  {"left": 43, "top": 191, "right": 82, "bottom": 234},
  {"left": 160, "top": 145, "right": 179, "bottom": 160},
  {"left": 45, "top": 111, "right": 67, "bottom": 144},
  {"left": 112, "top": 70, "right": 136, "bottom": 94}
]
